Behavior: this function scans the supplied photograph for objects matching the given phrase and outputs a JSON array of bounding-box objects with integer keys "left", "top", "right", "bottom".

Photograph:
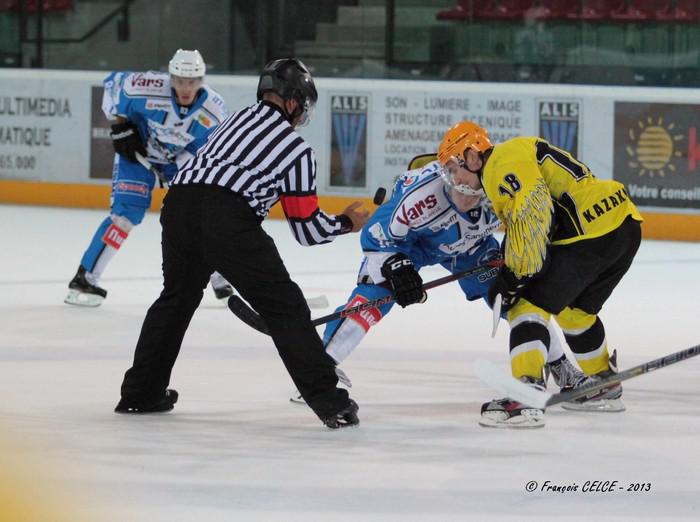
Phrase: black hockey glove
[
  {"left": 110, "top": 121, "right": 146, "bottom": 163},
  {"left": 380, "top": 253, "right": 427, "bottom": 308},
  {"left": 487, "top": 267, "right": 528, "bottom": 314}
]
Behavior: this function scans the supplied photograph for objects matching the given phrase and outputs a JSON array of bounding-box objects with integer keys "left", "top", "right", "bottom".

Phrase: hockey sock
[
  {"left": 546, "top": 320, "right": 565, "bottom": 363},
  {"left": 509, "top": 320, "right": 550, "bottom": 380},
  {"left": 325, "top": 294, "right": 384, "bottom": 364},
  {"left": 563, "top": 317, "right": 609, "bottom": 376},
  {"left": 80, "top": 216, "right": 132, "bottom": 284},
  {"left": 556, "top": 307, "right": 609, "bottom": 375}
]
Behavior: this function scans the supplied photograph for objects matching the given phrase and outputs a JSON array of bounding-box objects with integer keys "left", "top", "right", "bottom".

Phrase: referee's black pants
[{"left": 120, "top": 185, "right": 350, "bottom": 421}]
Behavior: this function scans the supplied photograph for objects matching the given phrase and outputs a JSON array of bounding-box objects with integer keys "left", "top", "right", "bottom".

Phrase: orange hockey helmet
[{"left": 437, "top": 121, "right": 493, "bottom": 167}]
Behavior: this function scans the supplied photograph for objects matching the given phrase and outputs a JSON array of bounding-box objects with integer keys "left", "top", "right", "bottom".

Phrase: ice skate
[
  {"left": 289, "top": 389, "right": 305, "bottom": 404},
  {"left": 322, "top": 399, "right": 359, "bottom": 429},
  {"left": 561, "top": 351, "right": 625, "bottom": 412},
  {"left": 115, "top": 389, "right": 179, "bottom": 414},
  {"left": 546, "top": 355, "right": 586, "bottom": 389},
  {"left": 290, "top": 366, "right": 352, "bottom": 404},
  {"left": 479, "top": 376, "right": 546, "bottom": 429},
  {"left": 64, "top": 265, "right": 107, "bottom": 307}
]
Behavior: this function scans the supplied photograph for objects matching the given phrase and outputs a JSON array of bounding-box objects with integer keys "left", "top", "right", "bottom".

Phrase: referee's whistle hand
[{"left": 342, "top": 201, "right": 370, "bottom": 232}]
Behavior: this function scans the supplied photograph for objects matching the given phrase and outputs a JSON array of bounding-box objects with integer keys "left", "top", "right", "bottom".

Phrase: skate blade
[
  {"left": 335, "top": 366, "right": 353, "bottom": 388},
  {"left": 561, "top": 398, "right": 626, "bottom": 412},
  {"left": 289, "top": 391, "right": 306, "bottom": 404},
  {"left": 478, "top": 410, "right": 546, "bottom": 429},
  {"left": 64, "top": 290, "right": 104, "bottom": 308}
]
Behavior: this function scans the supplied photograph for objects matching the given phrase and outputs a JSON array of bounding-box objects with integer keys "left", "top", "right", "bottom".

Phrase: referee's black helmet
[{"left": 256, "top": 58, "right": 318, "bottom": 116}]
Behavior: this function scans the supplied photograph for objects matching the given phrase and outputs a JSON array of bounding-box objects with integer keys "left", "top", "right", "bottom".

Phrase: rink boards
[{"left": 1, "top": 69, "right": 699, "bottom": 240}]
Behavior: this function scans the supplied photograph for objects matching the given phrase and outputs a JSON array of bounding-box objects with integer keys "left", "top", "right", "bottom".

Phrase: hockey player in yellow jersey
[{"left": 437, "top": 121, "right": 643, "bottom": 428}]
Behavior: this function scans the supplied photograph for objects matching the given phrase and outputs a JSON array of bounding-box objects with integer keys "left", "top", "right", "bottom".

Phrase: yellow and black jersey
[{"left": 482, "top": 137, "right": 643, "bottom": 277}]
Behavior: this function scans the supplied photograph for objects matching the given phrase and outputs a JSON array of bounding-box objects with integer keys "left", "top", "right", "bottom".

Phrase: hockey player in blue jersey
[
  {"left": 65, "top": 49, "right": 232, "bottom": 307},
  {"left": 289, "top": 154, "right": 585, "bottom": 407}
]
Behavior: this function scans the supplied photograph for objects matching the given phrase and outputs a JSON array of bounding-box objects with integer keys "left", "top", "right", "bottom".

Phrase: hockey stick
[
  {"left": 228, "top": 186, "right": 387, "bottom": 333},
  {"left": 135, "top": 152, "right": 169, "bottom": 188},
  {"left": 474, "top": 343, "right": 700, "bottom": 410},
  {"left": 227, "top": 294, "right": 328, "bottom": 334},
  {"left": 228, "top": 294, "right": 268, "bottom": 333},
  {"left": 490, "top": 294, "right": 502, "bottom": 337},
  {"left": 312, "top": 260, "right": 502, "bottom": 325},
  {"left": 305, "top": 295, "right": 330, "bottom": 308},
  {"left": 228, "top": 259, "right": 503, "bottom": 336}
]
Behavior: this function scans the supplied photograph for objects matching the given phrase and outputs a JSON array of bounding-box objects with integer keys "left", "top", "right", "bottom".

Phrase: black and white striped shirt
[{"left": 173, "top": 101, "right": 349, "bottom": 246}]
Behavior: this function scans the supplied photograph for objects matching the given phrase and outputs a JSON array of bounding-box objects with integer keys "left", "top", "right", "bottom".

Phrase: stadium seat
[
  {"left": 51, "top": 0, "right": 74, "bottom": 10},
  {"left": 538, "top": 0, "right": 580, "bottom": 20},
  {"left": 656, "top": 0, "right": 700, "bottom": 22},
  {"left": 573, "top": 0, "right": 625, "bottom": 21},
  {"left": 475, "top": 0, "right": 536, "bottom": 20},
  {"left": 19, "top": 0, "right": 74, "bottom": 12},
  {"left": 610, "top": 0, "right": 670, "bottom": 21},
  {"left": 436, "top": 0, "right": 472, "bottom": 21}
]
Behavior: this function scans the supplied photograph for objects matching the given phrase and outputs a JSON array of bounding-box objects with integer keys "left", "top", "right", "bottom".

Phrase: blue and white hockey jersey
[
  {"left": 360, "top": 160, "right": 502, "bottom": 284},
  {"left": 102, "top": 71, "right": 229, "bottom": 173}
]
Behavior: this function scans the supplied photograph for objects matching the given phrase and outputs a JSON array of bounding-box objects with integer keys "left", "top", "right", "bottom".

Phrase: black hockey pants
[{"left": 119, "top": 185, "right": 350, "bottom": 420}]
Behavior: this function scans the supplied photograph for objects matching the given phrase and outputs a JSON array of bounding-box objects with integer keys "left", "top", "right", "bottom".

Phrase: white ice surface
[{"left": 1, "top": 204, "right": 699, "bottom": 521}]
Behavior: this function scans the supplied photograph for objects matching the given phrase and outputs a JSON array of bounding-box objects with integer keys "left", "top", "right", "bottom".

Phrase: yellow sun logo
[{"left": 626, "top": 116, "right": 683, "bottom": 177}]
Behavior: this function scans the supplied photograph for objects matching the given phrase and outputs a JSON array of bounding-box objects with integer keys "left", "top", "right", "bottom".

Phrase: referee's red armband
[{"left": 280, "top": 194, "right": 319, "bottom": 219}]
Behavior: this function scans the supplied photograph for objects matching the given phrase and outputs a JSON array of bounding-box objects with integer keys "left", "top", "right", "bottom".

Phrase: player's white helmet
[{"left": 168, "top": 49, "right": 206, "bottom": 78}]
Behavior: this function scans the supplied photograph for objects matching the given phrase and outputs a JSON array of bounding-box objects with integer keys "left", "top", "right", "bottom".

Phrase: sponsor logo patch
[
  {"left": 197, "top": 113, "right": 212, "bottom": 127},
  {"left": 146, "top": 100, "right": 170, "bottom": 110},
  {"left": 346, "top": 295, "right": 382, "bottom": 332},
  {"left": 130, "top": 74, "right": 165, "bottom": 89},
  {"left": 102, "top": 223, "right": 128, "bottom": 249},
  {"left": 114, "top": 180, "right": 149, "bottom": 197},
  {"left": 395, "top": 194, "right": 438, "bottom": 225}
]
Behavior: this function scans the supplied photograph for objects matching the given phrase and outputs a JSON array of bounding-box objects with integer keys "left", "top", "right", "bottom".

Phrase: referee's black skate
[
  {"left": 115, "top": 389, "right": 179, "bottom": 414},
  {"left": 322, "top": 399, "right": 359, "bottom": 429},
  {"left": 64, "top": 265, "right": 107, "bottom": 307},
  {"left": 290, "top": 366, "right": 353, "bottom": 404}
]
